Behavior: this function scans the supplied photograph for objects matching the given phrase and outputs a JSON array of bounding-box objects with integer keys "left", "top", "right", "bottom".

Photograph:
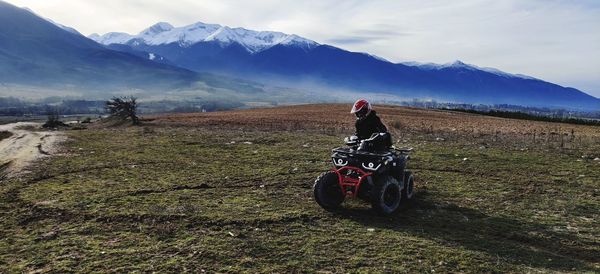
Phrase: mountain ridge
[
  {"left": 91, "top": 21, "right": 598, "bottom": 110},
  {"left": 1, "top": 2, "right": 598, "bottom": 110},
  {"left": 90, "top": 21, "right": 319, "bottom": 53},
  {"left": 90, "top": 21, "right": 548, "bottom": 82}
]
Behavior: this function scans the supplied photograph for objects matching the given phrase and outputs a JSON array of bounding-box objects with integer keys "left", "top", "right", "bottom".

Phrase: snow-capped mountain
[
  {"left": 87, "top": 21, "right": 599, "bottom": 110},
  {"left": 402, "top": 60, "right": 538, "bottom": 80},
  {"left": 90, "top": 22, "right": 319, "bottom": 53}
]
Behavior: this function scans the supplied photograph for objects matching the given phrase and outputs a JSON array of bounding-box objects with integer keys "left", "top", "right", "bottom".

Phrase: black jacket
[{"left": 355, "top": 110, "right": 388, "bottom": 140}]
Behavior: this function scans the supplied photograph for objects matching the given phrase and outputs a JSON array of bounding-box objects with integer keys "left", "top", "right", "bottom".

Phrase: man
[
  {"left": 351, "top": 99, "right": 403, "bottom": 179},
  {"left": 351, "top": 99, "right": 389, "bottom": 142}
]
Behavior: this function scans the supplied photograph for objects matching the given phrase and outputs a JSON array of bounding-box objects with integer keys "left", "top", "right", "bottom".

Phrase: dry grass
[
  {"left": 1, "top": 104, "right": 599, "bottom": 272},
  {"left": 149, "top": 104, "right": 600, "bottom": 136},
  {"left": 148, "top": 104, "right": 600, "bottom": 152}
]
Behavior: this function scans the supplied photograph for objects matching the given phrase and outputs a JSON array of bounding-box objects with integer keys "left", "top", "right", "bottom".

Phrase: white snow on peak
[
  {"left": 89, "top": 21, "right": 319, "bottom": 53},
  {"left": 400, "top": 61, "right": 446, "bottom": 70},
  {"left": 364, "top": 53, "right": 390, "bottom": 63},
  {"left": 458, "top": 62, "right": 539, "bottom": 80},
  {"left": 92, "top": 32, "right": 133, "bottom": 45},
  {"left": 139, "top": 22, "right": 174, "bottom": 36},
  {"left": 137, "top": 22, "right": 222, "bottom": 46},
  {"left": 50, "top": 21, "right": 80, "bottom": 35},
  {"left": 400, "top": 61, "right": 422, "bottom": 66},
  {"left": 447, "top": 60, "right": 469, "bottom": 68},
  {"left": 204, "top": 26, "right": 316, "bottom": 52},
  {"left": 402, "top": 60, "right": 538, "bottom": 80},
  {"left": 401, "top": 60, "right": 477, "bottom": 70},
  {"left": 513, "top": 74, "right": 538, "bottom": 80}
]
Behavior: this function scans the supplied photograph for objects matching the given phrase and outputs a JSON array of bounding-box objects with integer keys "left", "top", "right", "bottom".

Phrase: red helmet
[{"left": 351, "top": 99, "right": 372, "bottom": 118}]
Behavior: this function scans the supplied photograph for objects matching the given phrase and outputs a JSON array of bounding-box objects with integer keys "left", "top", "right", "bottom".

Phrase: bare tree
[{"left": 106, "top": 97, "right": 140, "bottom": 125}]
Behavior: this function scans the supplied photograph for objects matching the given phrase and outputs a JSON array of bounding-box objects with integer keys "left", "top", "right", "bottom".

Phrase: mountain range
[{"left": 0, "top": 0, "right": 598, "bottom": 110}]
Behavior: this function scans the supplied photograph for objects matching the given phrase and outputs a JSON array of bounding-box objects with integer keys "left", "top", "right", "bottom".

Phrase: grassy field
[{"left": 1, "top": 104, "right": 599, "bottom": 272}]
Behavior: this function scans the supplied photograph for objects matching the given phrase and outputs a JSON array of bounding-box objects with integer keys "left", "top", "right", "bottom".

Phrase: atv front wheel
[
  {"left": 371, "top": 176, "right": 401, "bottom": 215},
  {"left": 313, "top": 171, "right": 344, "bottom": 211},
  {"left": 402, "top": 171, "right": 415, "bottom": 201}
]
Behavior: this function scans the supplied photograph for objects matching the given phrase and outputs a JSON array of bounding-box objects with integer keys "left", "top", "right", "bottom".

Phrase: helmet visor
[{"left": 355, "top": 107, "right": 369, "bottom": 118}]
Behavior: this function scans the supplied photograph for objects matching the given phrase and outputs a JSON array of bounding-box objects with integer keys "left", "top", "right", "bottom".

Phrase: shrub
[
  {"left": 106, "top": 97, "right": 140, "bottom": 125},
  {"left": 42, "top": 110, "right": 68, "bottom": 129}
]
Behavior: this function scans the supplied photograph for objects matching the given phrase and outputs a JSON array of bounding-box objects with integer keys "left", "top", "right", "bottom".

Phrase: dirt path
[{"left": 0, "top": 122, "right": 65, "bottom": 178}]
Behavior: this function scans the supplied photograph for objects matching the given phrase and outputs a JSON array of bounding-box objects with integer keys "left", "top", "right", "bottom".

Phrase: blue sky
[{"left": 7, "top": 0, "right": 600, "bottom": 97}]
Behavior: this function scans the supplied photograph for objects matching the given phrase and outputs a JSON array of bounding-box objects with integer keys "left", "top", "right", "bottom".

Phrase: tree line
[{"left": 448, "top": 108, "right": 600, "bottom": 126}]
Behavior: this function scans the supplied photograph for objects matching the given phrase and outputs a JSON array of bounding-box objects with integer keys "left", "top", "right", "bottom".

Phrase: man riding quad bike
[{"left": 313, "top": 99, "right": 415, "bottom": 215}]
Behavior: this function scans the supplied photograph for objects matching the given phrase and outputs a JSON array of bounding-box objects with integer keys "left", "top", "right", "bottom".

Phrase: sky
[{"left": 6, "top": 0, "right": 600, "bottom": 97}]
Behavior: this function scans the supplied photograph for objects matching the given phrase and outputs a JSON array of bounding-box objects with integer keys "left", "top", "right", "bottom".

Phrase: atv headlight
[
  {"left": 332, "top": 157, "right": 348, "bottom": 167},
  {"left": 361, "top": 161, "right": 381, "bottom": 171}
]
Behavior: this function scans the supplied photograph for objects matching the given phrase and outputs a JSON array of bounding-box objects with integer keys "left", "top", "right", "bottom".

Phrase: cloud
[
  {"left": 5, "top": 0, "right": 600, "bottom": 97},
  {"left": 326, "top": 37, "right": 368, "bottom": 45},
  {"left": 327, "top": 27, "right": 413, "bottom": 45}
]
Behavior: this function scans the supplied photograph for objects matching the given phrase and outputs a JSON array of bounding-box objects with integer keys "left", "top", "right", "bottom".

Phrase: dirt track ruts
[{"left": 0, "top": 122, "right": 65, "bottom": 178}]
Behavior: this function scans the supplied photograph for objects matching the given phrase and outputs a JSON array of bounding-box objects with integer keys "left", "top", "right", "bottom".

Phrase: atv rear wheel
[
  {"left": 402, "top": 171, "right": 415, "bottom": 201},
  {"left": 371, "top": 176, "right": 401, "bottom": 215},
  {"left": 313, "top": 171, "right": 344, "bottom": 211}
]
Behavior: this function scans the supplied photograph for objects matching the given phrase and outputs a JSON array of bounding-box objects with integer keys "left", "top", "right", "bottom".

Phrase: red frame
[{"left": 332, "top": 166, "right": 372, "bottom": 198}]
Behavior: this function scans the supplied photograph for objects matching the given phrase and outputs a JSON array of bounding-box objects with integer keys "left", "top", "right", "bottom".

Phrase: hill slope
[{"left": 0, "top": 1, "right": 199, "bottom": 91}]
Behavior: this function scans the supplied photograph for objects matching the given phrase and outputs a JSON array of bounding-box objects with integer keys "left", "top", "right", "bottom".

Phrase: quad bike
[{"left": 313, "top": 133, "right": 414, "bottom": 215}]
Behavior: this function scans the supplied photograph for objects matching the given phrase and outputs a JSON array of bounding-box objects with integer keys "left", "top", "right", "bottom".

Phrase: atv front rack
[{"left": 332, "top": 166, "right": 372, "bottom": 198}]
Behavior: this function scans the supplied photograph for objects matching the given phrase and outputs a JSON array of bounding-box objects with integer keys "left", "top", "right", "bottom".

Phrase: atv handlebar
[
  {"left": 345, "top": 133, "right": 393, "bottom": 152},
  {"left": 344, "top": 135, "right": 360, "bottom": 146}
]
